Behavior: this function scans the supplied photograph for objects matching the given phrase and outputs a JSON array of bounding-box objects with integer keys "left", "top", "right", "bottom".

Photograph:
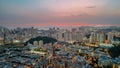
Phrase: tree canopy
[
  {"left": 25, "top": 36, "right": 57, "bottom": 45},
  {"left": 108, "top": 44, "right": 120, "bottom": 58}
]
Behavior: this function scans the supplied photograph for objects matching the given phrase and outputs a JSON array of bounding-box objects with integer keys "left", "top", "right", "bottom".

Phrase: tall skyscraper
[{"left": 97, "top": 32, "right": 106, "bottom": 44}]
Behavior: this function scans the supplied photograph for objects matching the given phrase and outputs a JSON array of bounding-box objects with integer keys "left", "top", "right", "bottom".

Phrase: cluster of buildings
[
  {"left": 0, "top": 27, "right": 38, "bottom": 45},
  {"left": 39, "top": 27, "right": 120, "bottom": 47},
  {"left": 0, "top": 26, "right": 120, "bottom": 46},
  {"left": 0, "top": 40, "right": 48, "bottom": 68},
  {"left": 0, "top": 26, "right": 120, "bottom": 68},
  {"left": 0, "top": 40, "right": 120, "bottom": 68}
]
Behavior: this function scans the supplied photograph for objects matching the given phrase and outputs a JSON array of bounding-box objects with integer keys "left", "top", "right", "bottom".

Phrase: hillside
[{"left": 25, "top": 36, "right": 57, "bottom": 45}]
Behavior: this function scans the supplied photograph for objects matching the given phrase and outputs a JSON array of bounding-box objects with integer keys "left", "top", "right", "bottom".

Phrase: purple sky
[{"left": 0, "top": 0, "right": 120, "bottom": 29}]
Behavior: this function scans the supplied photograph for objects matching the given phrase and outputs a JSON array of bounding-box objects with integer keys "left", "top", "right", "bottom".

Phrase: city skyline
[{"left": 0, "top": 0, "right": 120, "bottom": 29}]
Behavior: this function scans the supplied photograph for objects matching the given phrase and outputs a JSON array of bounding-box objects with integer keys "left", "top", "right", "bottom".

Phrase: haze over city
[
  {"left": 0, "top": 0, "right": 120, "bottom": 29},
  {"left": 0, "top": 0, "right": 120, "bottom": 68}
]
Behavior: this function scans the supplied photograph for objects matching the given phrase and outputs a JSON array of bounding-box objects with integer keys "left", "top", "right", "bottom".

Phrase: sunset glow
[{"left": 0, "top": 0, "right": 120, "bottom": 28}]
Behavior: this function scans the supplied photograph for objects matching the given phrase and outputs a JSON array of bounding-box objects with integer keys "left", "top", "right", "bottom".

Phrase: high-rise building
[
  {"left": 97, "top": 32, "right": 106, "bottom": 44},
  {"left": 89, "top": 31, "right": 106, "bottom": 44},
  {"left": 64, "top": 30, "right": 72, "bottom": 42},
  {"left": 107, "top": 32, "right": 114, "bottom": 44},
  {"left": 39, "top": 40, "right": 43, "bottom": 47},
  {"left": 89, "top": 32, "right": 97, "bottom": 43},
  {"left": 33, "top": 41, "right": 38, "bottom": 46}
]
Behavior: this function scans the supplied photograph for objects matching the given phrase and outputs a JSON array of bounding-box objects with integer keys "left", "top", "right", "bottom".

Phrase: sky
[{"left": 0, "top": 0, "right": 120, "bottom": 29}]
